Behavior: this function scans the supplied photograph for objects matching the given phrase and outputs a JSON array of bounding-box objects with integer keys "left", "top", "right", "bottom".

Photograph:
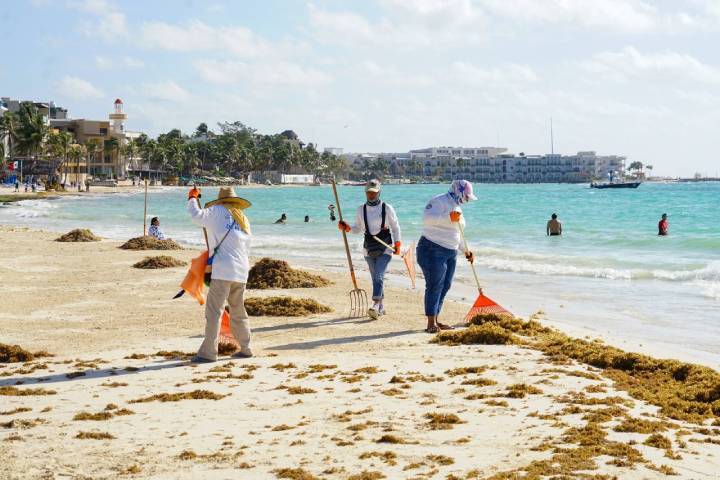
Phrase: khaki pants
[{"left": 197, "top": 279, "right": 252, "bottom": 361}]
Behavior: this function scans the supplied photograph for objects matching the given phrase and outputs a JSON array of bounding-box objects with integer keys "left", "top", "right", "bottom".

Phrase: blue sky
[{"left": 4, "top": 0, "right": 720, "bottom": 176}]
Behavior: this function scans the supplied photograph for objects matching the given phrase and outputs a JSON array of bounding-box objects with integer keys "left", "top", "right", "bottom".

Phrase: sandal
[
  {"left": 437, "top": 323, "right": 455, "bottom": 331},
  {"left": 424, "top": 326, "right": 439, "bottom": 334}
]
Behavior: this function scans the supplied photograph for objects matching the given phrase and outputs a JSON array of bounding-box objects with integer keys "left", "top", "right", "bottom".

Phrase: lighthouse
[{"left": 109, "top": 98, "right": 127, "bottom": 133}]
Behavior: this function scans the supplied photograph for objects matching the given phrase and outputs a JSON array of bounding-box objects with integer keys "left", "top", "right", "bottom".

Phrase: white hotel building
[{"left": 344, "top": 147, "right": 626, "bottom": 183}]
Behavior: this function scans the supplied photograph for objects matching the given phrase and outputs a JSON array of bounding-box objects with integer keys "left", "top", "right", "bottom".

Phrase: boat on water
[{"left": 590, "top": 181, "right": 641, "bottom": 189}]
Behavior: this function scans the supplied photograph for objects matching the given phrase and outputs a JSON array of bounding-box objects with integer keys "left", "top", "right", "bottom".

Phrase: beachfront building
[
  {"left": 51, "top": 99, "right": 134, "bottom": 181},
  {"left": 342, "top": 146, "right": 626, "bottom": 183}
]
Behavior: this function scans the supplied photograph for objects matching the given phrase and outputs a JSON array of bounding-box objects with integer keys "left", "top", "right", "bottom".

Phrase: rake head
[
  {"left": 463, "top": 291, "right": 512, "bottom": 324},
  {"left": 348, "top": 288, "right": 369, "bottom": 318}
]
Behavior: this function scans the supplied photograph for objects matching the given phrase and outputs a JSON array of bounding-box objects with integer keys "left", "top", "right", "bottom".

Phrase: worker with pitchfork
[{"left": 337, "top": 179, "right": 402, "bottom": 319}]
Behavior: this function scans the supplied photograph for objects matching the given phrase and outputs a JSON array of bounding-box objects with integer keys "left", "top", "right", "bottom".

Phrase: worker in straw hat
[
  {"left": 337, "top": 179, "right": 402, "bottom": 319},
  {"left": 187, "top": 186, "right": 253, "bottom": 362},
  {"left": 417, "top": 179, "right": 477, "bottom": 333}
]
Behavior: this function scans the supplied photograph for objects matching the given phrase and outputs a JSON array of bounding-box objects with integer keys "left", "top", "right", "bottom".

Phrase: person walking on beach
[
  {"left": 337, "top": 179, "right": 402, "bottom": 319},
  {"left": 658, "top": 213, "right": 669, "bottom": 236},
  {"left": 275, "top": 213, "right": 287, "bottom": 224},
  {"left": 147, "top": 217, "right": 166, "bottom": 240},
  {"left": 416, "top": 180, "right": 477, "bottom": 333},
  {"left": 547, "top": 213, "right": 562, "bottom": 236},
  {"left": 187, "top": 186, "right": 253, "bottom": 362}
]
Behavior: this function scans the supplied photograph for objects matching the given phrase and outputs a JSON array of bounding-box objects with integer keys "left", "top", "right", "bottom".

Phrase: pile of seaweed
[
  {"left": 133, "top": 256, "right": 187, "bottom": 269},
  {"left": 244, "top": 296, "right": 331, "bottom": 317},
  {"left": 247, "top": 258, "right": 330, "bottom": 289},
  {"left": 55, "top": 229, "right": 101, "bottom": 242},
  {"left": 434, "top": 313, "right": 720, "bottom": 423},
  {"left": 0, "top": 343, "right": 53, "bottom": 363},
  {"left": 120, "top": 236, "right": 182, "bottom": 251}
]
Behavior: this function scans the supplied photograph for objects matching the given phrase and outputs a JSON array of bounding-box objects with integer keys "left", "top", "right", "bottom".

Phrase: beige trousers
[{"left": 197, "top": 279, "right": 252, "bottom": 361}]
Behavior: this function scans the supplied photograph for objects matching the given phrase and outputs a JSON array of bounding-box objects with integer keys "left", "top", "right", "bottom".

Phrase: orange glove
[
  {"left": 394, "top": 241, "right": 401, "bottom": 255},
  {"left": 449, "top": 211, "right": 462, "bottom": 222},
  {"left": 337, "top": 220, "right": 351, "bottom": 232},
  {"left": 188, "top": 188, "right": 201, "bottom": 200}
]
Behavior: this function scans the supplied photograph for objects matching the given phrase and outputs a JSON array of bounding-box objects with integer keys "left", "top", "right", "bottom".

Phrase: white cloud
[
  {"left": 96, "top": 55, "right": 144, "bottom": 69},
  {"left": 478, "top": 0, "right": 658, "bottom": 33},
  {"left": 582, "top": 46, "right": 720, "bottom": 84},
  {"left": 141, "top": 81, "right": 191, "bottom": 102},
  {"left": 140, "top": 20, "right": 276, "bottom": 58},
  {"left": 66, "top": 0, "right": 127, "bottom": 39},
  {"left": 451, "top": 62, "right": 540, "bottom": 84},
  {"left": 55, "top": 76, "right": 104, "bottom": 100},
  {"left": 308, "top": 4, "right": 483, "bottom": 48},
  {"left": 193, "top": 60, "right": 333, "bottom": 87},
  {"left": 359, "top": 61, "right": 435, "bottom": 88}
]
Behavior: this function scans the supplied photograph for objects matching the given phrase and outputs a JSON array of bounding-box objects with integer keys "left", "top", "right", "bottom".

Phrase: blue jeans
[
  {"left": 416, "top": 236, "right": 457, "bottom": 316},
  {"left": 365, "top": 254, "right": 392, "bottom": 301}
]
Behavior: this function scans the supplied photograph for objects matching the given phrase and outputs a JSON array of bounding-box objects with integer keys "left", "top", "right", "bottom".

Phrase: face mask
[{"left": 366, "top": 197, "right": 381, "bottom": 206}]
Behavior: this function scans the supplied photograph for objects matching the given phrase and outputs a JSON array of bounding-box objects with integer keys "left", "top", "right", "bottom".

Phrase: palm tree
[
  {"left": 84, "top": 138, "right": 102, "bottom": 180},
  {"left": 47, "top": 131, "right": 73, "bottom": 187},
  {"left": 15, "top": 103, "right": 48, "bottom": 177},
  {"left": 121, "top": 139, "right": 140, "bottom": 174},
  {"left": 627, "top": 161, "right": 644, "bottom": 178},
  {"left": 0, "top": 111, "right": 18, "bottom": 164},
  {"left": 104, "top": 137, "right": 120, "bottom": 179},
  {"left": 645, "top": 164, "right": 653, "bottom": 178},
  {"left": 69, "top": 143, "right": 86, "bottom": 191}
]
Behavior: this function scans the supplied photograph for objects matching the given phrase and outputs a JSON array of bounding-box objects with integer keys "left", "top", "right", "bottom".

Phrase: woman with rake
[
  {"left": 337, "top": 179, "right": 402, "bottom": 319},
  {"left": 417, "top": 179, "right": 477, "bottom": 333}
]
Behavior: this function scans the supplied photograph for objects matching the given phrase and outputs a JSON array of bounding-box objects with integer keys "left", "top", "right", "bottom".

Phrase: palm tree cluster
[
  {"left": 125, "top": 121, "right": 346, "bottom": 180},
  {"left": 2, "top": 102, "right": 347, "bottom": 185}
]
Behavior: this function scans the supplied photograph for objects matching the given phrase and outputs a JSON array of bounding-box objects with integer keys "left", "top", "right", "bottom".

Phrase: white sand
[{"left": 1, "top": 227, "right": 719, "bottom": 479}]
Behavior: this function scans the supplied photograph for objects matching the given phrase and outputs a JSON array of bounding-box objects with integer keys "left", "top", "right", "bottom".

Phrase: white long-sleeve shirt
[
  {"left": 187, "top": 199, "right": 252, "bottom": 283},
  {"left": 347, "top": 202, "right": 402, "bottom": 256},
  {"left": 421, "top": 193, "right": 466, "bottom": 251}
]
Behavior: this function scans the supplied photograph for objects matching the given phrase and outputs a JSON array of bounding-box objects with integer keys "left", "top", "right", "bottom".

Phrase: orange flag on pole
[
  {"left": 176, "top": 251, "right": 209, "bottom": 305},
  {"left": 402, "top": 242, "right": 416, "bottom": 289}
]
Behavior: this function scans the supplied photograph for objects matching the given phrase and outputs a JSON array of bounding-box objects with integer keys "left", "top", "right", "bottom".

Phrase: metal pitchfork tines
[{"left": 331, "top": 178, "right": 369, "bottom": 318}]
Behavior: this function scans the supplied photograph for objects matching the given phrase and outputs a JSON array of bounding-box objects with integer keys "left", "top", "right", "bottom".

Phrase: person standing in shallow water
[
  {"left": 337, "top": 179, "right": 402, "bottom": 320},
  {"left": 658, "top": 213, "right": 669, "bottom": 236},
  {"left": 547, "top": 213, "right": 562, "bottom": 236},
  {"left": 416, "top": 180, "right": 477, "bottom": 333}
]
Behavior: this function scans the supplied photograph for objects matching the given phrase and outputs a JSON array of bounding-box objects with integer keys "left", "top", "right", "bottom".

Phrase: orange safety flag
[
  {"left": 174, "top": 250, "right": 209, "bottom": 305},
  {"left": 402, "top": 242, "right": 416, "bottom": 289},
  {"left": 220, "top": 309, "right": 239, "bottom": 347}
]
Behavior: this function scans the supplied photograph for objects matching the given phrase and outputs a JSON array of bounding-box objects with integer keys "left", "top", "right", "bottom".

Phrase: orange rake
[{"left": 457, "top": 221, "right": 512, "bottom": 323}]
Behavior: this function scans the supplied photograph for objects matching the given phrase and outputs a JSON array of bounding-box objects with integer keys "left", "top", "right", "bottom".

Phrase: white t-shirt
[
  {"left": 421, "top": 193, "right": 465, "bottom": 251},
  {"left": 348, "top": 202, "right": 402, "bottom": 256},
  {"left": 187, "top": 200, "right": 252, "bottom": 283}
]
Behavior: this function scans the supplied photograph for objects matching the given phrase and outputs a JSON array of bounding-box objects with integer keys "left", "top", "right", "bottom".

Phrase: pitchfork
[{"left": 331, "top": 178, "right": 368, "bottom": 318}]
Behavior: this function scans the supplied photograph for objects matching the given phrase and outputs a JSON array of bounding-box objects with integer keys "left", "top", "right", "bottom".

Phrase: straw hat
[{"left": 204, "top": 187, "right": 252, "bottom": 209}]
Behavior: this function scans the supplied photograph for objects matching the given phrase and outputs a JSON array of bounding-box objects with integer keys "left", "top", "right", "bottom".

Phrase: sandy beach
[{"left": 2, "top": 227, "right": 720, "bottom": 479}]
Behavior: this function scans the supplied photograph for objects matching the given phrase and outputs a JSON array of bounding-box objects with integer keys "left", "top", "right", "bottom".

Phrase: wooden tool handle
[
  {"left": 457, "top": 221, "right": 483, "bottom": 294},
  {"left": 332, "top": 179, "right": 359, "bottom": 290}
]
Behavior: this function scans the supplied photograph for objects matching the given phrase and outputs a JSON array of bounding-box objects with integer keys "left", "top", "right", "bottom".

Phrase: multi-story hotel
[
  {"left": 343, "top": 146, "right": 625, "bottom": 183},
  {"left": 2, "top": 97, "right": 141, "bottom": 183}
]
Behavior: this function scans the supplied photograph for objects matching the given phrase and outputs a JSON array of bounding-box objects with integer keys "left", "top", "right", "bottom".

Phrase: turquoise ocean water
[{"left": 2, "top": 182, "right": 719, "bottom": 363}]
